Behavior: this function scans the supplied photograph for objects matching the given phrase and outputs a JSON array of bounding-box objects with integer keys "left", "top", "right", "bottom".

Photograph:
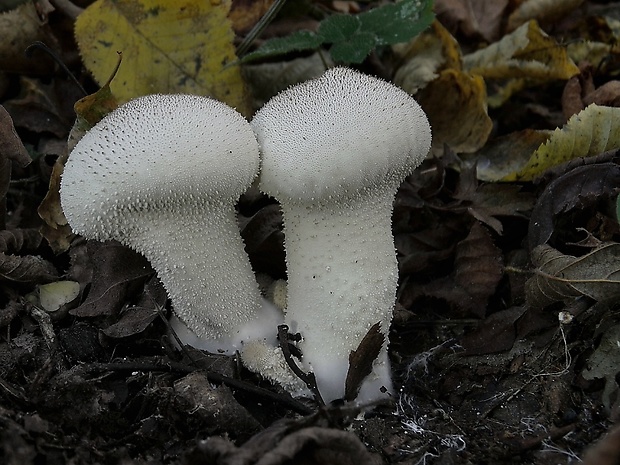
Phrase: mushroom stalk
[
  {"left": 280, "top": 189, "right": 397, "bottom": 402},
  {"left": 123, "top": 209, "right": 277, "bottom": 353}
]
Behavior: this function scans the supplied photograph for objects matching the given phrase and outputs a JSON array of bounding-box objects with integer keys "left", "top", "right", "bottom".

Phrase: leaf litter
[{"left": 2, "top": 0, "right": 620, "bottom": 464}]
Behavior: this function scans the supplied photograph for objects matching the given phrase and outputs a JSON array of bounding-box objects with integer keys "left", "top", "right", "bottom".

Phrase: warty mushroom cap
[
  {"left": 254, "top": 66, "right": 431, "bottom": 202},
  {"left": 62, "top": 94, "right": 258, "bottom": 240}
]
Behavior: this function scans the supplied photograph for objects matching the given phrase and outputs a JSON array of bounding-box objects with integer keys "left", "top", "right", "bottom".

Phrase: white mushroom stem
[
  {"left": 281, "top": 190, "right": 397, "bottom": 402},
  {"left": 122, "top": 210, "right": 282, "bottom": 353},
  {"left": 61, "top": 94, "right": 282, "bottom": 354}
]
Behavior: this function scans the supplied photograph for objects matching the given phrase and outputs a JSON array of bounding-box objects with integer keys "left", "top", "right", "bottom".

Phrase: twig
[
  {"left": 84, "top": 358, "right": 314, "bottom": 416},
  {"left": 236, "top": 0, "right": 288, "bottom": 57},
  {"left": 278, "top": 324, "right": 325, "bottom": 406}
]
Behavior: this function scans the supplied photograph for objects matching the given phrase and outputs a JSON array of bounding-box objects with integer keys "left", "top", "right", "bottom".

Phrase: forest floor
[{"left": 2, "top": 1, "right": 620, "bottom": 464}]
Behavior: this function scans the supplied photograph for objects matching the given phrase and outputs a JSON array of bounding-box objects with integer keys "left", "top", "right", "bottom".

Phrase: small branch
[{"left": 278, "top": 324, "right": 325, "bottom": 406}]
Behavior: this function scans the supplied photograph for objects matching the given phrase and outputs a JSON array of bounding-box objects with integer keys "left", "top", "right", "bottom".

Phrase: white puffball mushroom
[
  {"left": 61, "top": 94, "right": 282, "bottom": 354},
  {"left": 251, "top": 67, "right": 431, "bottom": 403}
]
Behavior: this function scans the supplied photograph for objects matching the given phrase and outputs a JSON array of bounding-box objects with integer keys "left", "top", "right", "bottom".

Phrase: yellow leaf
[
  {"left": 75, "top": 0, "right": 251, "bottom": 115},
  {"left": 503, "top": 104, "right": 620, "bottom": 181},
  {"left": 417, "top": 69, "right": 492, "bottom": 155},
  {"left": 463, "top": 20, "right": 579, "bottom": 80},
  {"left": 393, "top": 21, "right": 461, "bottom": 94},
  {"left": 39, "top": 281, "right": 81, "bottom": 312}
]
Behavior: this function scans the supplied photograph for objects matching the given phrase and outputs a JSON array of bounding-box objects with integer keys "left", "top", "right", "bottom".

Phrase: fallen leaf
[
  {"left": 417, "top": 68, "right": 492, "bottom": 154},
  {"left": 561, "top": 67, "right": 595, "bottom": 120},
  {"left": 394, "top": 20, "right": 462, "bottom": 96},
  {"left": 507, "top": 0, "right": 585, "bottom": 32},
  {"left": 345, "top": 322, "right": 384, "bottom": 401},
  {"left": 434, "top": 0, "right": 509, "bottom": 42},
  {"left": 526, "top": 244, "right": 620, "bottom": 308},
  {"left": 0, "top": 229, "right": 58, "bottom": 283},
  {"left": 38, "top": 281, "right": 80, "bottom": 312},
  {"left": 582, "top": 323, "right": 620, "bottom": 412},
  {"left": 0, "top": 3, "right": 54, "bottom": 74},
  {"left": 583, "top": 81, "right": 620, "bottom": 107},
  {"left": 0, "top": 105, "right": 31, "bottom": 229},
  {"left": 463, "top": 20, "right": 579, "bottom": 81},
  {"left": 70, "top": 242, "right": 154, "bottom": 317},
  {"left": 75, "top": 0, "right": 251, "bottom": 114},
  {"left": 503, "top": 104, "right": 620, "bottom": 181},
  {"left": 240, "top": 203, "right": 286, "bottom": 277},
  {"left": 464, "top": 129, "right": 551, "bottom": 182},
  {"left": 3, "top": 77, "right": 73, "bottom": 138},
  {"left": 460, "top": 306, "right": 527, "bottom": 355},
  {"left": 403, "top": 222, "right": 504, "bottom": 317},
  {"left": 528, "top": 163, "right": 620, "bottom": 250},
  {"left": 229, "top": 0, "right": 275, "bottom": 33},
  {"left": 102, "top": 276, "right": 166, "bottom": 338}
]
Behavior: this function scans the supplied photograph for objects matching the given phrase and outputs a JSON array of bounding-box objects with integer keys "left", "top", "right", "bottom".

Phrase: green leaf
[
  {"left": 241, "top": 30, "right": 322, "bottom": 62},
  {"left": 359, "top": 0, "right": 434, "bottom": 46},
  {"left": 329, "top": 32, "right": 375, "bottom": 64},
  {"left": 317, "top": 14, "right": 359, "bottom": 43},
  {"left": 240, "top": 0, "right": 434, "bottom": 65}
]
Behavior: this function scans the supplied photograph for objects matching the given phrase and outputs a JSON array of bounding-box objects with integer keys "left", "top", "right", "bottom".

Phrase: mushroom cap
[
  {"left": 61, "top": 94, "right": 259, "bottom": 241},
  {"left": 252, "top": 67, "right": 431, "bottom": 202}
]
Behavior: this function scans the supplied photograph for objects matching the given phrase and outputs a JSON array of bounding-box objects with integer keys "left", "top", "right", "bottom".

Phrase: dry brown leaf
[
  {"left": 434, "top": 0, "right": 509, "bottom": 42},
  {"left": 70, "top": 242, "right": 153, "bottom": 317},
  {"left": 583, "top": 81, "right": 620, "bottom": 107},
  {"left": 0, "top": 229, "right": 57, "bottom": 283},
  {"left": 465, "top": 129, "right": 551, "bottom": 182},
  {"left": 229, "top": 0, "right": 275, "bottom": 33},
  {"left": 0, "top": 3, "right": 54, "bottom": 74},
  {"left": 581, "top": 324, "right": 620, "bottom": 412},
  {"left": 345, "top": 322, "right": 384, "bottom": 402},
  {"left": 526, "top": 244, "right": 620, "bottom": 308},
  {"left": 403, "top": 221, "right": 503, "bottom": 317},
  {"left": 194, "top": 423, "right": 384, "bottom": 465},
  {"left": 561, "top": 67, "right": 595, "bottom": 120},
  {"left": 394, "top": 20, "right": 462, "bottom": 94},
  {"left": 417, "top": 68, "right": 492, "bottom": 155},
  {"left": 0, "top": 105, "right": 31, "bottom": 229},
  {"left": 102, "top": 277, "right": 166, "bottom": 338},
  {"left": 528, "top": 163, "right": 620, "bottom": 250},
  {"left": 507, "top": 0, "right": 585, "bottom": 32}
]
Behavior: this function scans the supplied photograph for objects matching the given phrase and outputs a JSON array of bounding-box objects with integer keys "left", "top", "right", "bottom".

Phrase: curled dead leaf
[
  {"left": 528, "top": 163, "right": 620, "bottom": 250},
  {"left": 526, "top": 243, "right": 620, "bottom": 308},
  {"left": 345, "top": 322, "right": 384, "bottom": 402},
  {"left": 0, "top": 229, "right": 57, "bottom": 283}
]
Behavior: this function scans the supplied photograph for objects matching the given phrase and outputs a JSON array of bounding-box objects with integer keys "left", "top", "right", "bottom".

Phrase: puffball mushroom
[
  {"left": 251, "top": 67, "right": 431, "bottom": 403},
  {"left": 60, "top": 94, "right": 282, "bottom": 354}
]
